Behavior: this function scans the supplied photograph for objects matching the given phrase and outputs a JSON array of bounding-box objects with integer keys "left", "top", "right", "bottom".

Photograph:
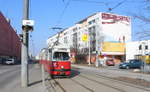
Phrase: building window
[
  {"left": 78, "top": 32, "right": 80, "bottom": 35},
  {"left": 64, "top": 32, "right": 67, "bottom": 35},
  {"left": 78, "top": 37, "right": 80, "bottom": 41},
  {"left": 73, "top": 33, "right": 77, "bottom": 48},
  {"left": 139, "top": 45, "right": 142, "bottom": 50},
  {"left": 73, "top": 27, "right": 77, "bottom": 32},
  {"left": 145, "top": 45, "right": 148, "bottom": 50},
  {"left": 88, "top": 19, "right": 96, "bottom": 25},
  {"left": 96, "top": 18, "right": 99, "bottom": 21},
  {"left": 64, "top": 37, "right": 68, "bottom": 44},
  {"left": 78, "top": 44, "right": 80, "bottom": 47}
]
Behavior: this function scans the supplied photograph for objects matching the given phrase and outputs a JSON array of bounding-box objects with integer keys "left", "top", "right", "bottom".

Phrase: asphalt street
[
  {"left": 0, "top": 64, "right": 48, "bottom": 92},
  {"left": 1, "top": 64, "right": 150, "bottom": 92},
  {"left": 0, "top": 65, "right": 21, "bottom": 90},
  {"left": 46, "top": 64, "right": 150, "bottom": 92}
]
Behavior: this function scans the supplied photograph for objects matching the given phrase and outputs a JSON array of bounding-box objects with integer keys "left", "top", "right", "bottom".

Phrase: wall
[
  {"left": 126, "top": 40, "right": 150, "bottom": 60},
  {"left": 100, "top": 13, "right": 131, "bottom": 43},
  {"left": 126, "top": 41, "right": 140, "bottom": 60},
  {"left": 0, "top": 12, "right": 21, "bottom": 60}
]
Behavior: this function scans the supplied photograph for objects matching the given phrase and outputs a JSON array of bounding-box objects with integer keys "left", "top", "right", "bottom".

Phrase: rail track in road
[
  {"left": 70, "top": 78, "right": 94, "bottom": 92},
  {"left": 77, "top": 74, "right": 125, "bottom": 92},
  {"left": 47, "top": 75, "right": 125, "bottom": 92},
  {"left": 46, "top": 68, "right": 150, "bottom": 92},
  {"left": 79, "top": 69, "right": 150, "bottom": 92},
  {"left": 46, "top": 76, "right": 67, "bottom": 92},
  {"left": 47, "top": 77, "right": 95, "bottom": 92},
  {"left": 53, "top": 79, "right": 67, "bottom": 92},
  {"left": 46, "top": 72, "right": 122, "bottom": 92},
  {"left": 94, "top": 73, "right": 150, "bottom": 92}
]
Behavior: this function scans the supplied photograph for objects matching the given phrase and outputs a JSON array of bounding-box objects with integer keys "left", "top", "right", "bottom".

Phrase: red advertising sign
[{"left": 102, "top": 13, "right": 130, "bottom": 24}]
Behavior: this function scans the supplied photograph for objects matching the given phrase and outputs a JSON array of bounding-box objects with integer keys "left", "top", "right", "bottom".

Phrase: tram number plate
[{"left": 60, "top": 72, "right": 65, "bottom": 75}]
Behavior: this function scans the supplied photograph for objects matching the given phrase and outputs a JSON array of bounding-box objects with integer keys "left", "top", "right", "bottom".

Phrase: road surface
[
  {"left": 46, "top": 65, "right": 150, "bottom": 92},
  {"left": 0, "top": 64, "right": 21, "bottom": 91},
  {"left": 1, "top": 64, "right": 150, "bottom": 92}
]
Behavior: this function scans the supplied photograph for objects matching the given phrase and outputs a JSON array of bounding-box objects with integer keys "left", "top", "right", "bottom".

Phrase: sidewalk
[{"left": 1, "top": 64, "right": 48, "bottom": 92}]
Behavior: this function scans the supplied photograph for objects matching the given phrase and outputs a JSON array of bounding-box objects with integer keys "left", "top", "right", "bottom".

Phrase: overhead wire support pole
[
  {"left": 21, "top": 0, "right": 29, "bottom": 87},
  {"left": 95, "top": 25, "right": 99, "bottom": 67},
  {"left": 88, "top": 29, "right": 91, "bottom": 65}
]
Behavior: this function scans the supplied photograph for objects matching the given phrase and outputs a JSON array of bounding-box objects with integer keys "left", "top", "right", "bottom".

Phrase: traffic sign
[
  {"left": 82, "top": 34, "right": 88, "bottom": 42},
  {"left": 22, "top": 20, "right": 34, "bottom": 26}
]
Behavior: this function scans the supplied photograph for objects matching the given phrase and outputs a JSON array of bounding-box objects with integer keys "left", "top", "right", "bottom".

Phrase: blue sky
[{"left": 0, "top": 0, "right": 148, "bottom": 55}]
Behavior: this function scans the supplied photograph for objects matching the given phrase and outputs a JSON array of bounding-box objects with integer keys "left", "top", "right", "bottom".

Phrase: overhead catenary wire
[
  {"left": 72, "top": 0, "right": 106, "bottom": 4},
  {"left": 72, "top": 0, "right": 140, "bottom": 4},
  {"left": 72, "top": 0, "right": 127, "bottom": 12},
  {"left": 107, "top": 0, "right": 127, "bottom": 12},
  {"left": 55, "top": 0, "right": 128, "bottom": 26},
  {"left": 55, "top": 0, "right": 105, "bottom": 27},
  {"left": 55, "top": 0, "right": 72, "bottom": 26}
]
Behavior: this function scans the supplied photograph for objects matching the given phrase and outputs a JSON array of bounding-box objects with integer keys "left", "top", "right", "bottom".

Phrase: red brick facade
[{"left": 0, "top": 12, "right": 21, "bottom": 60}]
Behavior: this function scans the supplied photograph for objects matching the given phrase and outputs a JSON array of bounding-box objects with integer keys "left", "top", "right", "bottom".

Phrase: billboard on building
[
  {"left": 101, "top": 13, "right": 131, "bottom": 42},
  {"left": 102, "top": 42, "right": 125, "bottom": 52}
]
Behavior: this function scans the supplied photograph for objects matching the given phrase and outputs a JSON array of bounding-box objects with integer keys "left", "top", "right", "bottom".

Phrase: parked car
[
  {"left": 106, "top": 59, "right": 115, "bottom": 66},
  {"left": 119, "top": 59, "right": 144, "bottom": 69},
  {"left": 5, "top": 58, "right": 15, "bottom": 65}
]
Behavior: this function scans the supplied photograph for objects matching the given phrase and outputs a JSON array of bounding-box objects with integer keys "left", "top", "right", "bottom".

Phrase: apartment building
[
  {"left": 47, "top": 12, "right": 131, "bottom": 63},
  {"left": 126, "top": 40, "right": 150, "bottom": 64}
]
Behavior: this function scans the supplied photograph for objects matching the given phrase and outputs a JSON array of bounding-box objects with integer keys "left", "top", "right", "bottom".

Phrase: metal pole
[
  {"left": 95, "top": 25, "right": 99, "bottom": 67},
  {"left": 21, "top": 0, "right": 29, "bottom": 87},
  {"left": 88, "top": 31, "right": 91, "bottom": 65},
  {"left": 41, "top": 64, "right": 45, "bottom": 86},
  {"left": 142, "top": 42, "right": 146, "bottom": 73}
]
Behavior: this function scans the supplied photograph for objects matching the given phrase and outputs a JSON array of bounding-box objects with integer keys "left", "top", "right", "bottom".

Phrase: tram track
[
  {"left": 46, "top": 68, "right": 150, "bottom": 92},
  {"left": 77, "top": 74, "right": 125, "bottom": 92},
  {"left": 53, "top": 79, "right": 67, "bottom": 92},
  {"left": 47, "top": 74, "right": 133, "bottom": 92},
  {"left": 48, "top": 77, "right": 94, "bottom": 92},
  {"left": 46, "top": 78, "right": 56, "bottom": 92},
  {"left": 70, "top": 78, "right": 94, "bottom": 92},
  {"left": 80, "top": 70, "right": 150, "bottom": 92},
  {"left": 48, "top": 75, "right": 125, "bottom": 92},
  {"left": 46, "top": 76, "right": 67, "bottom": 92},
  {"left": 94, "top": 73, "right": 150, "bottom": 92}
]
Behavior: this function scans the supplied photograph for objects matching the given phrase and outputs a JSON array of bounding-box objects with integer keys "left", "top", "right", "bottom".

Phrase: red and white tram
[{"left": 39, "top": 44, "right": 71, "bottom": 78}]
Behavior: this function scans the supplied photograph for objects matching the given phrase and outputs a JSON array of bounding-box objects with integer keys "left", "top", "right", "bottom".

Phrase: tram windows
[{"left": 53, "top": 52, "right": 69, "bottom": 61}]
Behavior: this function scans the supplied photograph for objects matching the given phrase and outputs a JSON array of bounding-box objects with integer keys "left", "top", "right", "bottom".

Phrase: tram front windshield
[{"left": 53, "top": 52, "right": 69, "bottom": 61}]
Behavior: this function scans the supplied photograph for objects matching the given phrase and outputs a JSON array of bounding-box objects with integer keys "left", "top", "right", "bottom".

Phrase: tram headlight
[
  {"left": 61, "top": 66, "right": 64, "bottom": 69},
  {"left": 53, "top": 62, "right": 58, "bottom": 67}
]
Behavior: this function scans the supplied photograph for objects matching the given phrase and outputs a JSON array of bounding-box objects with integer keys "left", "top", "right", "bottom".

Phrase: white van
[{"left": 5, "top": 58, "right": 15, "bottom": 65}]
